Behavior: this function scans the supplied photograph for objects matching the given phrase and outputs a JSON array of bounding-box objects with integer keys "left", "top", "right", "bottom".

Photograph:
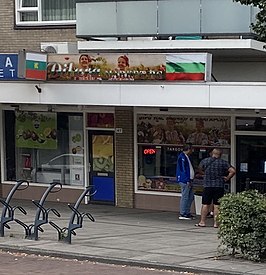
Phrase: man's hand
[{"left": 223, "top": 176, "right": 229, "bottom": 182}]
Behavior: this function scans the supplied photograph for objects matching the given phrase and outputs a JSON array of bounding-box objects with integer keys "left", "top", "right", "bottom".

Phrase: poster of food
[
  {"left": 47, "top": 53, "right": 211, "bottom": 82},
  {"left": 137, "top": 175, "right": 206, "bottom": 194},
  {"left": 92, "top": 135, "right": 114, "bottom": 173},
  {"left": 137, "top": 114, "right": 231, "bottom": 146},
  {"left": 15, "top": 111, "right": 57, "bottom": 149},
  {"left": 69, "top": 131, "right": 83, "bottom": 155},
  {"left": 69, "top": 130, "right": 84, "bottom": 185}
]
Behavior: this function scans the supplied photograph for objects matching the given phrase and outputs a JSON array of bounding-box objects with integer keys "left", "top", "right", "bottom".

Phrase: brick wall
[
  {"left": 115, "top": 107, "right": 134, "bottom": 208},
  {"left": 0, "top": 0, "right": 78, "bottom": 53}
]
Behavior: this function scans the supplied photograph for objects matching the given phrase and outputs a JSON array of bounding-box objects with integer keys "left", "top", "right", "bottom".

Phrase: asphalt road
[{"left": 0, "top": 250, "right": 202, "bottom": 275}]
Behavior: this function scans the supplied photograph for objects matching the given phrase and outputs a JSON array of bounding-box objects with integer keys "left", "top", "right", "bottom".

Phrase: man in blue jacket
[{"left": 176, "top": 143, "right": 195, "bottom": 220}]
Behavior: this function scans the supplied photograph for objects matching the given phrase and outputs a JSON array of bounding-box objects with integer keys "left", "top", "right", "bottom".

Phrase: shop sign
[
  {"left": 47, "top": 53, "right": 212, "bottom": 82},
  {"left": 0, "top": 54, "right": 19, "bottom": 80},
  {"left": 137, "top": 114, "right": 231, "bottom": 147},
  {"left": 143, "top": 148, "right": 156, "bottom": 155},
  {"left": 15, "top": 111, "right": 57, "bottom": 149}
]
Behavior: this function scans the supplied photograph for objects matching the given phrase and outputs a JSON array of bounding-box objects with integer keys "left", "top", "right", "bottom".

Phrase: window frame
[{"left": 15, "top": 0, "right": 76, "bottom": 27}]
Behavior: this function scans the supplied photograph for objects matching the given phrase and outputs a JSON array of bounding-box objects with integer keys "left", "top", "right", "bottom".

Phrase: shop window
[
  {"left": 5, "top": 111, "right": 84, "bottom": 186},
  {"left": 15, "top": 0, "right": 76, "bottom": 26},
  {"left": 236, "top": 117, "right": 266, "bottom": 131},
  {"left": 137, "top": 114, "right": 231, "bottom": 193}
]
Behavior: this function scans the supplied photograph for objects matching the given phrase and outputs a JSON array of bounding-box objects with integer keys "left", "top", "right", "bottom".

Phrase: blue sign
[{"left": 0, "top": 54, "right": 19, "bottom": 80}]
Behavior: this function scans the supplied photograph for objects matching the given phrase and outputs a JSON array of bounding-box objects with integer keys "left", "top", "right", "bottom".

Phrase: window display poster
[
  {"left": 87, "top": 113, "right": 114, "bottom": 128},
  {"left": 15, "top": 111, "right": 57, "bottom": 149},
  {"left": 69, "top": 130, "right": 84, "bottom": 185},
  {"left": 137, "top": 114, "right": 230, "bottom": 146},
  {"left": 92, "top": 135, "right": 114, "bottom": 173},
  {"left": 69, "top": 116, "right": 84, "bottom": 185},
  {"left": 138, "top": 175, "right": 204, "bottom": 194}
]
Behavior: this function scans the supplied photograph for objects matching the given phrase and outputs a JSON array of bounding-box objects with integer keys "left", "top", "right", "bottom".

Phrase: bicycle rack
[
  {"left": 49, "top": 186, "right": 96, "bottom": 244},
  {"left": 14, "top": 182, "right": 62, "bottom": 240},
  {"left": 0, "top": 180, "right": 29, "bottom": 237}
]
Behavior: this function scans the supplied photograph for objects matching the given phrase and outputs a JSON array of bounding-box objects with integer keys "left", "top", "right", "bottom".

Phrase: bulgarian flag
[
  {"left": 25, "top": 52, "right": 47, "bottom": 80},
  {"left": 166, "top": 54, "right": 207, "bottom": 81}
]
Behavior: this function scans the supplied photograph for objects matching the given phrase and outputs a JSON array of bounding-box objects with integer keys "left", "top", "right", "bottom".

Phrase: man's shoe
[
  {"left": 187, "top": 214, "right": 196, "bottom": 220},
  {"left": 179, "top": 215, "right": 192, "bottom": 220}
]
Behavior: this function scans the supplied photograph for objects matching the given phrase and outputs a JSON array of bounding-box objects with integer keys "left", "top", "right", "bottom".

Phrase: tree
[{"left": 234, "top": 0, "right": 266, "bottom": 42}]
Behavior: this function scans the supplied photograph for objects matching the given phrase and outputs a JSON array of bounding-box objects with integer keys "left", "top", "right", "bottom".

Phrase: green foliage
[
  {"left": 234, "top": 0, "right": 266, "bottom": 42},
  {"left": 217, "top": 190, "right": 266, "bottom": 261}
]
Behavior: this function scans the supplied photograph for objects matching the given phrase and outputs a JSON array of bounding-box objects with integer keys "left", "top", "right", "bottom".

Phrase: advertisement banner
[
  {"left": 15, "top": 112, "right": 57, "bottom": 149},
  {"left": 0, "top": 54, "right": 19, "bottom": 80},
  {"left": 137, "top": 114, "right": 230, "bottom": 147},
  {"left": 47, "top": 53, "right": 212, "bottom": 82}
]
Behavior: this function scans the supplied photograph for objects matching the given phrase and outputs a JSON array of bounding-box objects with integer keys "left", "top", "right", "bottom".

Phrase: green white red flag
[
  {"left": 18, "top": 51, "right": 47, "bottom": 80},
  {"left": 166, "top": 54, "right": 209, "bottom": 81},
  {"left": 25, "top": 52, "right": 47, "bottom": 80}
]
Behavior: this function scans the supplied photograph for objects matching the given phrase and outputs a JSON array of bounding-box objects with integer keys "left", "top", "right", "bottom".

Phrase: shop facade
[
  {"left": 1, "top": 103, "right": 135, "bottom": 207},
  {"left": 1, "top": 46, "right": 266, "bottom": 211},
  {"left": 134, "top": 108, "right": 266, "bottom": 211},
  {"left": 2, "top": 102, "right": 266, "bottom": 211}
]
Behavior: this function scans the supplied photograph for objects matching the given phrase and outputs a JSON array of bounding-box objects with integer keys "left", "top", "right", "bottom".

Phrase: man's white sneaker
[{"left": 179, "top": 215, "right": 192, "bottom": 220}]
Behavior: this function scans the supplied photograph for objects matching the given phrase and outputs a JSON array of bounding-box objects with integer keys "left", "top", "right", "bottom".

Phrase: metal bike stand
[
  {"left": 0, "top": 180, "right": 29, "bottom": 237},
  {"left": 49, "top": 185, "right": 96, "bottom": 244},
  {"left": 15, "top": 182, "right": 62, "bottom": 240}
]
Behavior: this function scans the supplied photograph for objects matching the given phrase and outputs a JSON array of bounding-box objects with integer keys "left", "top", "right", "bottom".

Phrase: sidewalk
[{"left": 0, "top": 199, "right": 265, "bottom": 275}]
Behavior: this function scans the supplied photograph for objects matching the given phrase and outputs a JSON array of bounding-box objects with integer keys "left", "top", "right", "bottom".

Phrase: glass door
[{"left": 236, "top": 135, "right": 266, "bottom": 193}]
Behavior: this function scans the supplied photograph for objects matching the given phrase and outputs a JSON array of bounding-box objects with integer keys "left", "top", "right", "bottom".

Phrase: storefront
[
  {"left": 2, "top": 107, "right": 117, "bottom": 204},
  {"left": 1, "top": 49, "right": 266, "bottom": 210},
  {"left": 134, "top": 109, "right": 266, "bottom": 211}
]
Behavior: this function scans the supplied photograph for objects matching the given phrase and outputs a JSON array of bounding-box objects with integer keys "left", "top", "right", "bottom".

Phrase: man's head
[
  {"left": 195, "top": 119, "right": 204, "bottom": 132},
  {"left": 212, "top": 148, "right": 222, "bottom": 158},
  {"left": 183, "top": 143, "right": 193, "bottom": 155}
]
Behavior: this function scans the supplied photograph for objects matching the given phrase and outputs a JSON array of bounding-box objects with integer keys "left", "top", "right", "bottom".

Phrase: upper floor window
[{"left": 16, "top": 0, "right": 76, "bottom": 26}]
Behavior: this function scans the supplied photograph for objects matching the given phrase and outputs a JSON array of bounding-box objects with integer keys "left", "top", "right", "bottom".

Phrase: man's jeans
[{"left": 179, "top": 182, "right": 194, "bottom": 216}]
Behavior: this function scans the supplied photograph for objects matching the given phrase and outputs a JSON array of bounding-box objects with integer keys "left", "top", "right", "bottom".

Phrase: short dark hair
[{"left": 183, "top": 143, "right": 192, "bottom": 151}]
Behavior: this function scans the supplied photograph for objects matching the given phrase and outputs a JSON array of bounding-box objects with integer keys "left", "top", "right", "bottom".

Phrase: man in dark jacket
[{"left": 176, "top": 143, "right": 195, "bottom": 220}]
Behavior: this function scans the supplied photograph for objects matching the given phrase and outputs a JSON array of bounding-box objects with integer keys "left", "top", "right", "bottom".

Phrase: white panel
[
  {"left": 210, "top": 84, "right": 266, "bottom": 109},
  {"left": 158, "top": 0, "right": 200, "bottom": 35},
  {"left": 120, "top": 84, "right": 210, "bottom": 107},
  {"left": 3, "top": 82, "right": 266, "bottom": 110},
  {"left": 40, "top": 84, "right": 121, "bottom": 106},
  {"left": 0, "top": 83, "right": 40, "bottom": 103},
  {"left": 78, "top": 39, "right": 266, "bottom": 52},
  {"left": 76, "top": 2, "right": 117, "bottom": 36},
  {"left": 117, "top": 1, "right": 157, "bottom": 35},
  {"left": 201, "top": 0, "right": 252, "bottom": 33}
]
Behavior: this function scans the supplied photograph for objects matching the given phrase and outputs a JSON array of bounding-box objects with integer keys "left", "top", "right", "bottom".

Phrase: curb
[{"left": 0, "top": 244, "right": 244, "bottom": 275}]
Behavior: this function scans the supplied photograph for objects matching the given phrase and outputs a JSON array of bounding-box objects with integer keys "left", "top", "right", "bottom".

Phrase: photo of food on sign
[
  {"left": 47, "top": 53, "right": 166, "bottom": 81},
  {"left": 15, "top": 111, "right": 57, "bottom": 149},
  {"left": 137, "top": 114, "right": 231, "bottom": 146}
]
